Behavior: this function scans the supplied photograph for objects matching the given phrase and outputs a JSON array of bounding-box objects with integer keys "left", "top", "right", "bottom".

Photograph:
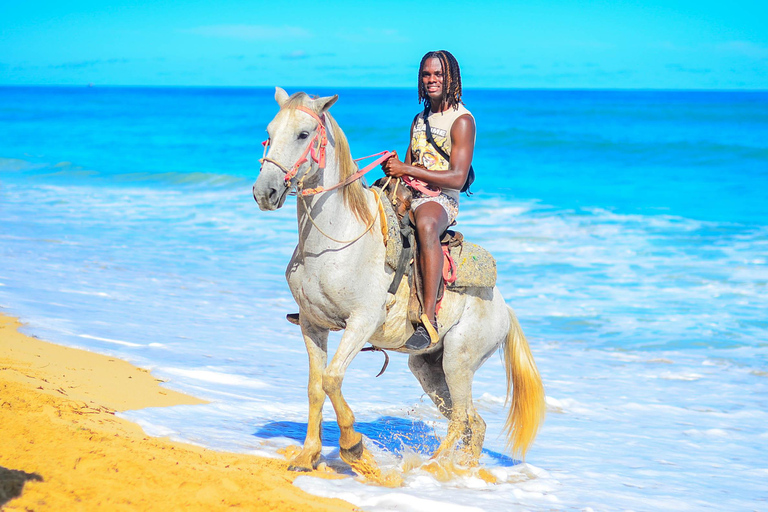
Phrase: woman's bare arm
[{"left": 382, "top": 114, "right": 475, "bottom": 190}]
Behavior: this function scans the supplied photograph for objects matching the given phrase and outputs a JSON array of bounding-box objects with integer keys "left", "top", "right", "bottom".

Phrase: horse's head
[{"left": 252, "top": 87, "right": 338, "bottom": 211}]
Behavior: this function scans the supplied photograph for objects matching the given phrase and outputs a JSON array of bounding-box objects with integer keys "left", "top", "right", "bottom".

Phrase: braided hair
[{"left": 417, "top": 50, "right": 463, "bottom": 110}]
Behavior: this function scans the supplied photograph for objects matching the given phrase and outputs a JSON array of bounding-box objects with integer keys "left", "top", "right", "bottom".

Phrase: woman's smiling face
[{"left": 421, "top": 57, "right": 444, "bottom": 106}]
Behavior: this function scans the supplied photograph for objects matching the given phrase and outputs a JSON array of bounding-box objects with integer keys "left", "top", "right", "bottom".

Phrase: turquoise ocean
[{"left": 1, "top": 86, "right": 767, "bottom": 511}]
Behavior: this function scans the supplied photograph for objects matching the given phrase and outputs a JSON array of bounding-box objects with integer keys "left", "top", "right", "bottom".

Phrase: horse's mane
[{"left": 284, "top": 93, "right": 372, "bottom": 225}]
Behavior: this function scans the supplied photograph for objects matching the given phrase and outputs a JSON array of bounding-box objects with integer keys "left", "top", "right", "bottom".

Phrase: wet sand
[{"left": 0, "top": 313, "right": 356, "bottom": 511}]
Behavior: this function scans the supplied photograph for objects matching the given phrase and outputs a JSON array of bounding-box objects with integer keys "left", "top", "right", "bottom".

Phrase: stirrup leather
[{"left": 420, "top": 314, "right": 439, "bottom": 346}]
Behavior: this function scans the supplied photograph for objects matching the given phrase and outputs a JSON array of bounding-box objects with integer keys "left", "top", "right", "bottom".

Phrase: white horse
[{"left": 252, "top": 87, "right": 545, "bottom": 480}]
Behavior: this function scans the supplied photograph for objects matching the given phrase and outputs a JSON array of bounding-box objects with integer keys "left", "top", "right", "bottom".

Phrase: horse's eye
[{"left": 298, "top": 131, "right": 310, "bottom": 140}]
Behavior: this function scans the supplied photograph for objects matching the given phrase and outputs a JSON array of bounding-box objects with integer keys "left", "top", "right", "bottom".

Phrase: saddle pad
[
  {"left": 373, "top": 186, "right": 496, "bottom": 289},
  {"left": 373, "top": 186, "right": 402, "bottom": 270},
  {"left": 446, "top": 241, "right": 497, "bottom": 289}
]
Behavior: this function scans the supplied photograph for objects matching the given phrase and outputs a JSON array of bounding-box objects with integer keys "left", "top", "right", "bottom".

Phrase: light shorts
[{"left": 411, "top": 192, "right": 459, "bottom": 225}]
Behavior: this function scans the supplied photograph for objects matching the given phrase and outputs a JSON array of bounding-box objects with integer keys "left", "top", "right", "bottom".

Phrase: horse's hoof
[
  {"left": 287, "top": 464, "right": 313, "bottom": 472},
  {"left": 339, "top": 439, "right": 364, "bottom": 463}
]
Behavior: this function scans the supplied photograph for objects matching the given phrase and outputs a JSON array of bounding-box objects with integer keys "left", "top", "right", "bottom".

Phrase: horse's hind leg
[
  {"left": 409, "top": 350, "right": 452, "bottom": 418},
  {"left": 433, "top": 361, "right": 487, "bottom": 464},
  {"left": 289, "top": 322, "right": 329, "bottom": 472},
  {"left": 432, "top": 297, "right": 506, "bottom": 464},
  {"left": 409, "top": 340, "right": 485, "bottom": 463}
]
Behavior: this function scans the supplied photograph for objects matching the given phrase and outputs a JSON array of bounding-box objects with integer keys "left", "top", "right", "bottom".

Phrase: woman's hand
[{"left": 381, "top": 151, "right": 408, "bottom": 178}]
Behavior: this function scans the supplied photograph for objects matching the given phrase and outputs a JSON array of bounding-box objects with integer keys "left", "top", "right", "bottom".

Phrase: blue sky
[{"left": 1, "top": 0, "right": 767, "bottom": 89}]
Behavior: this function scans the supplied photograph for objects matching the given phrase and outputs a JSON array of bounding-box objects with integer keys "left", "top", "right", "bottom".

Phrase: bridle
[
  {"left": 257, "top": 105, "right": 394, "bottom": 244},
  {"left": 259, "top": 105, "right": 328, "bottom": 191}
]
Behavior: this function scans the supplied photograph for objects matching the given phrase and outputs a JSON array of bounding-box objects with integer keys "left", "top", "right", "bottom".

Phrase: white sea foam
[
  {"left": 544, "top": 396, "right": 593, "bottom": 415},
  {"left": 476, "top": 392, "right": 505, "bottom": 406},
  {"left": 61, "top": 289, "right": 111, "bottom": 297},
  {"left": 2, "top": 180, "right": 767, "bottom": 511},
  {"left": 294, "top": 477, "right": 487, "bottom": 512},
  {"left": 129, "top": 418, "right": 180, "bottom": 438},
  {"left": 159, "top": 368, "right": 270, "bottom": 389},
  {"left": 683, "top": 428, "right": 731, "bottom": 439},
  {"left": 78, "top": 334, "right": 142, "bottom": 347},
  {"left": 657, "top": 371, "right": 704, "bottom": 381}
]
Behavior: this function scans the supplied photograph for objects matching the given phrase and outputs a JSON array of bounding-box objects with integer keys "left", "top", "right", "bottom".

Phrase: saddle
[{"left": 372, "top": 178, "right": 497, "bottom": 325}]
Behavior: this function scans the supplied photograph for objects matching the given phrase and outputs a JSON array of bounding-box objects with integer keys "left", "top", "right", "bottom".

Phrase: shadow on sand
[{"left": 0, "top": 466, "right": 43, "bottom": 507}]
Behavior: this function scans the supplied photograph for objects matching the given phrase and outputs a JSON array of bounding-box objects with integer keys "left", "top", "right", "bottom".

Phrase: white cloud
[
  {"left": 281, "top": 50, "right": 308, "bottom": 60},
  {"left": 651, "top": 41, "right": 692, "bottom": 51},
  {"left": 184, "top": 24, "right": 311, "bottom": 41},
  {"left": 715, "top": 41, "right": 768, "bottom": 58},
  {"left": 335, "top": 27, "right": 409, "bottom": 43}
]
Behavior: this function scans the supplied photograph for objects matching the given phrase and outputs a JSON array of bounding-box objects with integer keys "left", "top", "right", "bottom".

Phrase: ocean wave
[
  {"left": 153, "top": 367, "right": 270, "bottom": 389},
  {"left": 0, "top": 157, "right": 47, "bottom": 172},
  {"left": 1, "top": 85, "right": 767, "bottom": 511},
  {"left": 485, "top": 132, "right": 768, "bottom": 165},
  {"left": 0, "top": 155, "right": 251, "bottom": 189}
]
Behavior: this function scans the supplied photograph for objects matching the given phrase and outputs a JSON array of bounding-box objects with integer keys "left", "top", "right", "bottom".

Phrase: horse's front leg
[
  {"left": 321, "top": 318, "right": 382, "bottom": 480},
  {"left": 289, "top": 321, "right": 329, "bottom": 472}
]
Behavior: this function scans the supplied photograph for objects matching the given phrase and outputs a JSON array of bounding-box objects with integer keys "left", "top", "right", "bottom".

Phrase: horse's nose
[
  {"left": 252, "top": 182, "right": 278, "bottom": 201},
  {"left": 267, "top": 186, "right": 281, "bottom": 204},
  {"left": 253, "top": 181, "right": 282, "bottom": 209}
]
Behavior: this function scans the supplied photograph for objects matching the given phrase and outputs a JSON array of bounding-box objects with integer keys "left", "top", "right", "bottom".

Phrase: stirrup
[
  {"left": 404, "top": 314, "right": 439, "bottom": 351},
  {"left": 285, "top": 313, "right": 342, "bottom": 332}
]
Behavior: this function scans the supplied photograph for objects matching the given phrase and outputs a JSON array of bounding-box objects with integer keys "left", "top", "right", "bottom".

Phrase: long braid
[{"left": 418, "top": 50, "right": 463, "bottom": 110}]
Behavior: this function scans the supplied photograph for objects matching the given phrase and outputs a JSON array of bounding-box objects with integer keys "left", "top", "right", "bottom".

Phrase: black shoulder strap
[
  {"left": 406, "top": 112, "right": 420, "bottom": 162},
  {"left": 422, "top": 111, "right": 451, "bottom": 162},
  {"left": 422, "top": 109, "right": 475, "bottom": 195}
]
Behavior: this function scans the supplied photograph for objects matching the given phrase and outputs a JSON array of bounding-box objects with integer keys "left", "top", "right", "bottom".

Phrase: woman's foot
[{"left": 404, "top": 314, "right": 439, "bottom": 350}]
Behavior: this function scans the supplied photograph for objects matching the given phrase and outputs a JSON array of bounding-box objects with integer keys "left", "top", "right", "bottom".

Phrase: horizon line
[{"left": 1, "top": 84, "right": 767, "bottom": 93}]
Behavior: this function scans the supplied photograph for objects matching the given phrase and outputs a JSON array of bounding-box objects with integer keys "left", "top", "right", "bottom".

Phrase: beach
[
  {"left": 1, "top": 87, "right": 766, "bottom": 510},
  {"left": 0, "top": 313, "right": 356, "bottom": 511}
]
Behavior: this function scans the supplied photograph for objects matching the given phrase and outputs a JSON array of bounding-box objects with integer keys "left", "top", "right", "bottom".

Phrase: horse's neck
[
  {"left": 296, "top": 141, "right": 341, "bottom": 219},
  {"left": 296, "top": 142, "right": 374, "bottom": 255}
]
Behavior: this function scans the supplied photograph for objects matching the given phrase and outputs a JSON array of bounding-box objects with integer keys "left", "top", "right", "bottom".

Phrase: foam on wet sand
[{"left": 0, "top": 313, "right": 355, "bottom": 512}]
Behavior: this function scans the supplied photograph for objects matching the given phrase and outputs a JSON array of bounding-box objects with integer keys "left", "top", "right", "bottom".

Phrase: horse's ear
[
  {"left": 275, "top": 87, "right": 289, "bottom": 107},
  {"left": 312, "top": 94, "right": 338, "bottom": 114}
]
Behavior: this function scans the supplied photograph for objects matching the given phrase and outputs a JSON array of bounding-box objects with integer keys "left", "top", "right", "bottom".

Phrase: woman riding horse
[
  {"left": 382, "top": 50, "right": 475, "bottom": 350},
  {"left": 253, "top": 83, "right": 544, "bottom": 478}
]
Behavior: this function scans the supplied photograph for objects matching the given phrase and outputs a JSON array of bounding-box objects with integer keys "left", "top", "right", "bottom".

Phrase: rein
[
  {"left": 301, "top": 150, "right": 392, "bottom": 196},
  {"left": 259, "top": 105, "right": 394, "bottom": 244}
]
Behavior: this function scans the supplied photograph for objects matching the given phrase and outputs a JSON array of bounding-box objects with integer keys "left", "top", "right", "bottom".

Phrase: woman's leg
[{"left": 413, "top": 201, "right": 450, "bottom": 325}]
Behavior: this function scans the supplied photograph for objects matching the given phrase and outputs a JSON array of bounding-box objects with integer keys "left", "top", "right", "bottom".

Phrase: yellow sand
[{"left": 0, "top": 314, "right": 356, "bottom": 511}]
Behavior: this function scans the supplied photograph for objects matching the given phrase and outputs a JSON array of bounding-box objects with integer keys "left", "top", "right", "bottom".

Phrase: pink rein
[
  {"left": 260, "top": 105, "right": 440, "bottom": 198},
  {"left": 300, "top": 150, "right": 393, "bottom": 196}
]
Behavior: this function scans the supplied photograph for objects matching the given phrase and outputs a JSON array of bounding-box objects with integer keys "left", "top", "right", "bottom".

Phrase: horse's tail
[{"left": 503, "top": 306, "right": 546, "bottom": 460}]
